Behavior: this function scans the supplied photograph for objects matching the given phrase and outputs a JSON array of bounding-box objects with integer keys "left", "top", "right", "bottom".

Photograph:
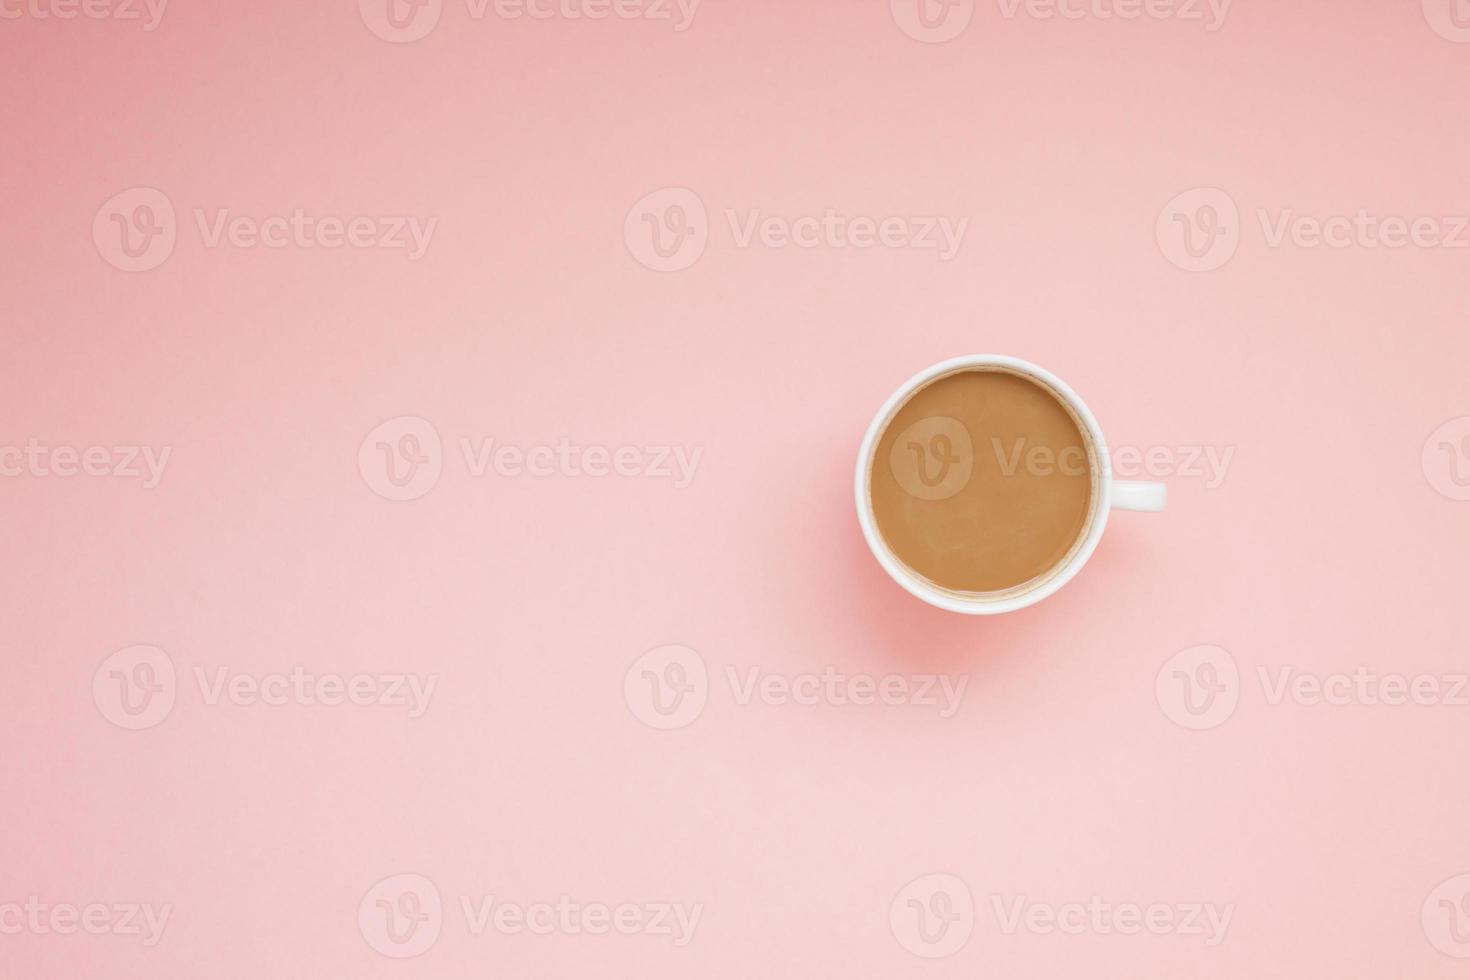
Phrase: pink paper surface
[{"left": 4, "top": 0, "right": 1470, "bottom": 976}]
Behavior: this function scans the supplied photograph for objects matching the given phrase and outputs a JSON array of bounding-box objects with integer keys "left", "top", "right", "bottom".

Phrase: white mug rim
[{"left": 854, "top": 354, "right": 1114, "bottom": 615}]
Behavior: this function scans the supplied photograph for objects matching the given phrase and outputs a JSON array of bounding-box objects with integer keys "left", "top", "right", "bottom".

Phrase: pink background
[{"left": 4, "top": 0, "right": 1470, "bottom": 976}]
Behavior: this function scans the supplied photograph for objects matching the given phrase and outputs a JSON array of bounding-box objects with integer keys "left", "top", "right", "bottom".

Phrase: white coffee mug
[{"left": 855, "top": 355, "right": 1166, "bottom": 615}]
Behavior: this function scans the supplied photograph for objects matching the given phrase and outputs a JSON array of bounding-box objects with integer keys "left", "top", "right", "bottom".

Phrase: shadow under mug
[{"left": 855, "top": 354, "right": 1166, "bottom": 615}]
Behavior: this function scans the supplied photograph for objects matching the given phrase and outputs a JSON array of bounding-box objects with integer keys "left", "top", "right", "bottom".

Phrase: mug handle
[{"left": 1112, "top": 480, "right": 1167, "bottom": 512}]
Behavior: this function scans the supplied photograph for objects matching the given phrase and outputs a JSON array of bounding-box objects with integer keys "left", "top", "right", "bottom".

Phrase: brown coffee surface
[{"left": 870, "top": 369, "right": 1095, "bottom": 594}]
